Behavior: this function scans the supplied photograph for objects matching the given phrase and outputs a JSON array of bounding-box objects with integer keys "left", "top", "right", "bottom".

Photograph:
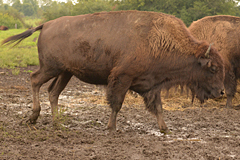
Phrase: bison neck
[{"left": 130, "top": 54, "right": 197, "bottom": 94}]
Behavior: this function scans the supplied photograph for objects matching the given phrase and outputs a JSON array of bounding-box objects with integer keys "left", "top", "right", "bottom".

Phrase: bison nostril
[{"left": 220, "top": 90, "right": 224, "bottom": 95}]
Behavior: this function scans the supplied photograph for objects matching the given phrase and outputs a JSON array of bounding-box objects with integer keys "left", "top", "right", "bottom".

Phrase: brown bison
[
  {"left": 189, "top": 15, "right": 240, "bottom": 108},
  {"left": 0, "top": 25, "right": 8, "bottom": 30},
  {"left": 2, "top": 11, "right": 225, "bottom": 133}
]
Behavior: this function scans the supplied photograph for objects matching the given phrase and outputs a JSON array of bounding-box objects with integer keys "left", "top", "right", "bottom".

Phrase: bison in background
[
  {"left": 189, "top": 15, "right": 240, "bottom": 108},
  {"left": 2, "top": 11, "right": 225, "bottom": 133},
  {"left": 0, "top": 26, "right": 8, "bottom": 30}
]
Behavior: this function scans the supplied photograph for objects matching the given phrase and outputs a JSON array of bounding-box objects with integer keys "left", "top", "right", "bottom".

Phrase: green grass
[{"left": 0, "top": 29, "right": 40, "bottom": 69}]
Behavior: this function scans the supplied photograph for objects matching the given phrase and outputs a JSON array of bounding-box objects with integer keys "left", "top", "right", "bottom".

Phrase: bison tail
[{"left": 1, "top": 24, "right": 43, "bottom": 47}]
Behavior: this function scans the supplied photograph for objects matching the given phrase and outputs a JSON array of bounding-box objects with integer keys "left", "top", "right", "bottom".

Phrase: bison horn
[{"left": 205, "top": 43, "right": 213, "bottom": 58}]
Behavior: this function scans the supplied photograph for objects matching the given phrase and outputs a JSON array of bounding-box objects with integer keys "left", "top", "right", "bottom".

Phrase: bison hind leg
[
  {"left": 48, "top": 71, "right": 72, "bottom": 125},
  {"left": 30, "top": 68, "right": 61, "bottom": 124}
]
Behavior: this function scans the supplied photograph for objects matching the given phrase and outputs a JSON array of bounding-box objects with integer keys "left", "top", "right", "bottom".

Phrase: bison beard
[{"left": 2, "top": 11, "right": 225, "bottom": 133}]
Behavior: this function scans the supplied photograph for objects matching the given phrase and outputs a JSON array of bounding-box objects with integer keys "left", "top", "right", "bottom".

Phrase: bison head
[{"left": 191, "top": 42, "right": 225, "bottom": 103}]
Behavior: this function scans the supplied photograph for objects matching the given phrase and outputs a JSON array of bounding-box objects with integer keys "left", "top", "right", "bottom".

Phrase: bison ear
[{"left": 198, "top": 58, "right": 211, "bottom": 67}]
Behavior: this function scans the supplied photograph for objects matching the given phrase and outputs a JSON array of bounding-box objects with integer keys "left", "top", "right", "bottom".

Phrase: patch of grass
[
  {"left": 24, "top": 70, "right": 33, "bottom": 73},
  {"left": 0, "top": 124, "right": 5, "bottom": 132},
  {"left": 11, "top": 68, "right": 20, "bottom": 75},
  {"left": 0, "top": 29, "right": 39, "bottom": 69},
  {"left": 53, "top": 106, "right": 72, "bottom": 130}
]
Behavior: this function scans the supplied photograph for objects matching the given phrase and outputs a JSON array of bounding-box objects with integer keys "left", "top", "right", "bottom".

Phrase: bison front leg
[
  {"left": 155, "top": 104, "right": 169, "bottom": 134},
  {"left": 106, "top": 75, "right": 131, "bottom": 131},
  {"left": 107, "top": 108, "right": 119, "bottom": 131},
  {"left": 224, "top": 71, "right": 236, "bottom": 108},
  {"left": 143, "top": 91, "right": 169, "bottom": 134}
]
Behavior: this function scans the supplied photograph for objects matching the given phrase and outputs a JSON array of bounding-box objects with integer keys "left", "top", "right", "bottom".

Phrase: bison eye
[{"left": 210, "top": 66, "right": 217, "bottom": 73}]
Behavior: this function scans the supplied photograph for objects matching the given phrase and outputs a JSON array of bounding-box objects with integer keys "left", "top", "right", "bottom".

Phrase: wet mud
[{"left": 0, "top": 66, "right": 239, "bottom": 160}]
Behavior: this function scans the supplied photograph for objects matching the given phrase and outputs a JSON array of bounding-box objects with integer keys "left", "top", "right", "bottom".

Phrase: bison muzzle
[{"left": 2, "top": 11, "right": 225, "bottom": 133}]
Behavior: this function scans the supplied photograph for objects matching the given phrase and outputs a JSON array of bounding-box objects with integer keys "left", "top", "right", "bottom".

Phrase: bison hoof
[
  {"left": 225, "top": 104, "right": 232, "bottom": 108},
  {"left": 29, "top": 118, "right": 37, "bottom": 124},
  {"left": 107, "top": 125, "right": 116, "bottom": 131},
  {"left": 160, "top": 129, "right": 171, "bottom": 135},
  {"left": 29, "top": 112, "right": 40, "bottom": 124}
]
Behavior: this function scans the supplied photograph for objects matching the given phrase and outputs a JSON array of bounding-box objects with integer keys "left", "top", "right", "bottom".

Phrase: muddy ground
[{"left": 0, "top": 66, "right": 239, "bottom": 160}]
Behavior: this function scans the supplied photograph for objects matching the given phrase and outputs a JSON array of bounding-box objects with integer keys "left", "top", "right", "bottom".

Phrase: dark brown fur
[
  {"left": 189, "top": 15, "right": 240, "bottom": 108},
  {"left": 0, "top": 25, "right": 8, "bottom": 30},
  {"left": 2, "top": 11, "right": 225, "bottom": 133}
]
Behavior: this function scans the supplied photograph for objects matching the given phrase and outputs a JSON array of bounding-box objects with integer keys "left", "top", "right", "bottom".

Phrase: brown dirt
[{"left": 0, "top": 66, "right": 240, "bottom": 160}]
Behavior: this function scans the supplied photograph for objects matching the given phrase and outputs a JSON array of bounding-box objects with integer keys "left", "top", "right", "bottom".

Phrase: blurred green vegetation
[
  {"left": 0, "top": 29, "right": 39, "bottom": 68},
  {"left": 1, "top": 0, "right": 240, "bottom": 27},
  {"left": 0, "top": 12, "right": 23, "bottom": 29}
]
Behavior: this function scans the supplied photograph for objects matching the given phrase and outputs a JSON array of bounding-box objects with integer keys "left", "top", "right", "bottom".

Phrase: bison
[
  {"left": 2, "top": 11, "right": 225, "bottom": 133},
  {"left": 189, "top": 15, "right": 240, "bottom": 108},
  {"left": 0, "top": 25, "right": 8, "bottom": 30}
]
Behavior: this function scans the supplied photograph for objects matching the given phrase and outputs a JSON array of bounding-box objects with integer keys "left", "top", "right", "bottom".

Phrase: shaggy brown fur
[
  {"left": 0, "top": 25, "right": 8, "bottom": 30},
  {"left": 2, "top": 11, "right": 225, "bottom": 133},
  {"left": 189, "top": 15, "right": 240, "bottom": 108}
]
